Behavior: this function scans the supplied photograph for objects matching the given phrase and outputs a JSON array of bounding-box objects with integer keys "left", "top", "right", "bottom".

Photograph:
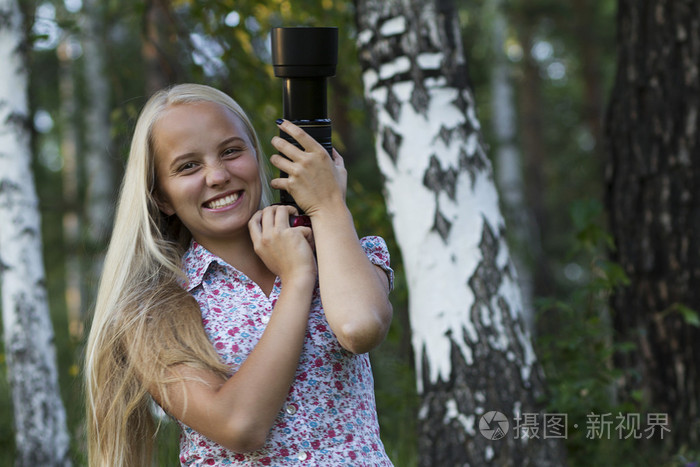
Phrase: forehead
[{"left": 152, "top": 101, "right": 251, "bottom": 152}]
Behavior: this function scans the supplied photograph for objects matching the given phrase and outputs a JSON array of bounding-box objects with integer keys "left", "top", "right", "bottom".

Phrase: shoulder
[{"left": 360, "top": 236, "right": 393, "bottom": 291}]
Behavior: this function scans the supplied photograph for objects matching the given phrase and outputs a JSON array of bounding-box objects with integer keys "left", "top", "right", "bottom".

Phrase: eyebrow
[{"left": 218, "top": 136, "right": 247, "bottom": 149}]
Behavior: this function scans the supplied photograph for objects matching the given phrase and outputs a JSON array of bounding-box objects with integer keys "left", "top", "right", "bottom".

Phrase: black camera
[{"left": 271, "top": 27, "right": 338, "bottom": 214}]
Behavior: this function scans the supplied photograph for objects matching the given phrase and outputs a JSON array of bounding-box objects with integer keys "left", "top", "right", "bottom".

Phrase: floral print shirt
[{"left": 178, "top": 236, "right": 394, "bottom": 466}]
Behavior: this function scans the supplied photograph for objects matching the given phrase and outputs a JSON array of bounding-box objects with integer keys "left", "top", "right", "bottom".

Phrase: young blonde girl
[{"left": 85, "top": 83, "right": 394, "bottom": 465}]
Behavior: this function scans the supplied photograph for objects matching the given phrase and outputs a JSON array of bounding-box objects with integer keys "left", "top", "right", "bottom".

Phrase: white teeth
[{"left": 207, "top": 193, "right": 240, "bottom": 209}]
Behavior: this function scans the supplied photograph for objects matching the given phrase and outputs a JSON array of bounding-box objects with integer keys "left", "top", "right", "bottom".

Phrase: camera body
[{"left": 271, "top": 27, "right": 338, "bottom": 212}]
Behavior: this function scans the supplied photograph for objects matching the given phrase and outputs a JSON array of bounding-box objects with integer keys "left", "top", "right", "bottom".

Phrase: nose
[{"left": 206, "top": 162, "right": 230, "bottom": 187}]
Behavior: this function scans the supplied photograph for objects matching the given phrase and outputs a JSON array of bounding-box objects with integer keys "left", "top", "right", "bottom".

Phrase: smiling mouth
[{"left": 205, "top": 192, "right": 241, "bottom": 209}]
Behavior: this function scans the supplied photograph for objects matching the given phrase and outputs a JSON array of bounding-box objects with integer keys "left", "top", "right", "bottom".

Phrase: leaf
[
  {"left": 570, "top": 198, "right": 602, "bottom": 231},
  {"left": 598, "top": 260, "right": 630, "bottom": 288},
  {"left": 675, "top": 304, "right": 700, "bottom": 327}
]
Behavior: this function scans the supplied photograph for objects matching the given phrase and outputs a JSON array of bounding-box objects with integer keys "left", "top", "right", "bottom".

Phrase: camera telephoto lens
[{"left": 271, "top": 27, "right": 338, "bottom": 210}]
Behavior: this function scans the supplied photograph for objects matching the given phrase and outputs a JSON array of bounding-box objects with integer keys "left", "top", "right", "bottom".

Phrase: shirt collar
[{"left": 182, "top": 240, "right": 226, "bottom": 292}]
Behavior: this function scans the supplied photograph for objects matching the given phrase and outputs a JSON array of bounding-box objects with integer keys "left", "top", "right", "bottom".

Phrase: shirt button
[
  {"left": 285, "top": 403, "right": 297, "bottom": 415},
  {"left": 297, "top": 452, "right": 308, "bottom": 461},
  {"left": 261, "top": 315, "right": 270, "bottom": 324}
]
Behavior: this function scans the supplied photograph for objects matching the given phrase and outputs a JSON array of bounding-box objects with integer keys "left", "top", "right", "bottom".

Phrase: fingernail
[{"left": 275, "top": 118, "right": 284, "bottom": 125}]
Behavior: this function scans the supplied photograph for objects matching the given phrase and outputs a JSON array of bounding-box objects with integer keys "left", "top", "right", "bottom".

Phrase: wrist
[
  {"left": 279, "top": 268, "right": 316, "bottom": 290},
  {"left": 307, "top": 195, "right": 349, "bottom": 222}
]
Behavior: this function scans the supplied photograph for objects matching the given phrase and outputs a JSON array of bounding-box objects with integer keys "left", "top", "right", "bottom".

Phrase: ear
[{"left": 154, "top": 191, "right": 176, "bottom": 216}]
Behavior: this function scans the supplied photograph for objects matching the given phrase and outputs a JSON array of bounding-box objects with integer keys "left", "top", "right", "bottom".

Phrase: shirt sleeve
[{"left": 360, "top": 236, "right": 394, "bottom": 291}]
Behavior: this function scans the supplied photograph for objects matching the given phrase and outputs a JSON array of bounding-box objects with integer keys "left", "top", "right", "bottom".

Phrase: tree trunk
[
  {"left": 488, "top": 0, "right": 535, "bottom": 335},
  {"left": 606, "top": 0, "right": 700, "bottom": 449},
  {"left": 354, "top": 0, "right": 566, "bottom": 465},
  {"left": 0, "top": 0, "right": 72, "bottom": 465},
  {"left": 572, "top": 0, "right": 605, "bottom": 153},
  {"left": 57, "top": 38, "right": 84, "bottom": 341},
  {"left": 142, "top": 0, "right": 179, "bottom": 95},
  {"left": 82, "top": 0, "right": 116, "bottom": 316},
  {"left": 516, "top": 17, "right": 554, "bottom": 302}
]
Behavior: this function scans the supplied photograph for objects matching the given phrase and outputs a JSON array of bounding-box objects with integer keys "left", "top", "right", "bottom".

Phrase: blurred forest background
[{"left": 1, "top": 0, "right": 696, "bottom": 465}]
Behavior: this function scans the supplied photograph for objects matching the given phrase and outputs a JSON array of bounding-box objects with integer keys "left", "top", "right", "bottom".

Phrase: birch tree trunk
[
  {"left": 82, "top": 0, "right": 115, "bottom": 311},
  {"left": 0, "top": 0, "right": 71, "bottom": 464},
  {"left": 488, "top": 0, "right": 535, "bottom": 334},
  {"left": 354, "top": 0, "right": 566, "bottom": 465},
  {"left": 606, "top": 0, "right": 700, "bottom": 449}
]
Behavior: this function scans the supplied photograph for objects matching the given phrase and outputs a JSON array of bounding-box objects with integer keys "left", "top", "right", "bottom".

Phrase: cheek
[
  {"left": 237, "top": 155, "right": 262, "bottom": 186},
  {"left": 158, "top": 177, "right": 198, "bottom": 211}
]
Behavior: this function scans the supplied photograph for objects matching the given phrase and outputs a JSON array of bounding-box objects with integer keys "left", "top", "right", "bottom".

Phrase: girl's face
[{"left": 153, "top": 101, "right": 262, "bottom": 247}]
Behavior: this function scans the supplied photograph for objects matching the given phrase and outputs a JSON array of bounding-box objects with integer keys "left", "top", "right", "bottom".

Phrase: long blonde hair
[{"left": 84, "top": 84, "right": 273, "bottom": 466}]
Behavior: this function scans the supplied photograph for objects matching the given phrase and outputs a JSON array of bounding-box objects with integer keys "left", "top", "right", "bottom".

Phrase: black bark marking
[
  {"left": 468, "top": 220, "right": 501, "bottom": 304},
  {"left": 5, "top": 110, "right": 30, "bottom": 132},
  {"left": 0, "top": 9, "right": 12, "bottom": 28},
  {"left": 432, "top": 209, "right": 452, "bottom": 241},
  {"left": 437, "top": 124, "right": 453, "bottom": 146},
  {"left": 423, "top": 155, "right": 460, "bottom": 241},
  {"left": 459, "top": 146, "right": 488, "bottom": 189},
  {"left": 0, "top": 179, "right": 22, "bottom": 194},
  {"left": 381, "top": 125, "right": 403, "bottom": 164},
  {"left": 452, "top": 86, "right": 470, "bottom": 115},
  {"left": 385, "top": 85, "right": 402, "bottom": 122},
  {"left": 410, "top": 82, "right": 430, "bottom": 116},
  {"left": 423, "top": 155, "right": 458, "bottom": 201}
]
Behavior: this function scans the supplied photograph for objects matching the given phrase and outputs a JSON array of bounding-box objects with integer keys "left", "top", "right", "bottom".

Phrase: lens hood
[{"left": 271, "top": 27, "right": 338, "bottom": 78}]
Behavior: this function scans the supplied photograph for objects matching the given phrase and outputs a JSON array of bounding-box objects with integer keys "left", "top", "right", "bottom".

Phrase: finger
[
  {"left": 269, "top": 153, "right": 296, "bottom": 173},
  {"left": 276, "top": 120, "right": 324, "bottom": 154},
  {"left": 269, "top": 177, "right": 289, "bottom": 192},
  {"left": 274, "top": 204, "right": 295, "bottom": 227},
  {"left": 299, "top": 226, "right": 313, "bottom": 243},
  {"left": 248, "top": 210, "right": 263, "bottom": 240},
  {"left": 300, "top": 227, "right": 316, "bottom": 253},
  {"left": 331, "top": 148, "right": 345, "bottom": 169},
  {"left": 260, "top": 206, "right": 277, "bottom": 232},
  {"left": 270, "top": 136, "right": 305, "bottom": 161}
]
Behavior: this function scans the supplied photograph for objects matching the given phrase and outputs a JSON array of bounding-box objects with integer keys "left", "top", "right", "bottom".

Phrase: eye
[
  {"left": 222, "top": 147, "right": 243, "bottom": 158},
  {"left": 177, "top": 161, "right": 199, "bottom": 173}
]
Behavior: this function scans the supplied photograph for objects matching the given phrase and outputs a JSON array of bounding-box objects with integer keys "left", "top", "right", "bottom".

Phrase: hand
[
  {"left": 269, "top": 120, "right": 347, "bottom": 216},
  {"left": 248, "top": 205, "right": 316, "bottom": 280}
]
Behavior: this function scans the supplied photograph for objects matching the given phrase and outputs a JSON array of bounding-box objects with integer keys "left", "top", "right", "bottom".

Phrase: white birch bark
[
  {"left": 0, "top": 0, "right": 71, "bottom": 464},
  {"left": 354, "top": 0, "right": 565, "bottom": 464}
]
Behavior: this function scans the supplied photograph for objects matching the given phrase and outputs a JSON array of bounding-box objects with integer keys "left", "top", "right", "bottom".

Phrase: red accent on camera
[{"left": 290, "top": 215, "right": 312, "bottom": 228}]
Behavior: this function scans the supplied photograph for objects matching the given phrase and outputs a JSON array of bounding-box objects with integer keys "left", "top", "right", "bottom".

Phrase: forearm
[
  {"left": 310, "top": 200, "right": 392, "bottom": 354},
  {"left": 221, "top": 276, "right": 314, "bottom": 433},
  {"left": 162, "top": 275, "right": 315, "bottom": 452}
]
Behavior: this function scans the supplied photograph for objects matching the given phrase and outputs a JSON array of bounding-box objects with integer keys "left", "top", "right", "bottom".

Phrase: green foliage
[
  {"left": 154, "top": 418, "right": 182, "bottom": 465},
  {"left": 663, "top": 303, "right": 700, "bottom": 328},
  {"left": 0, "top": 350, "right": 15, "bottom": 465},
  {"left": 533, "top": 199, "right": 688, "bottom": 466},
  {"left": 10, "top": 0, "right": 692, "bottom": 466}
]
